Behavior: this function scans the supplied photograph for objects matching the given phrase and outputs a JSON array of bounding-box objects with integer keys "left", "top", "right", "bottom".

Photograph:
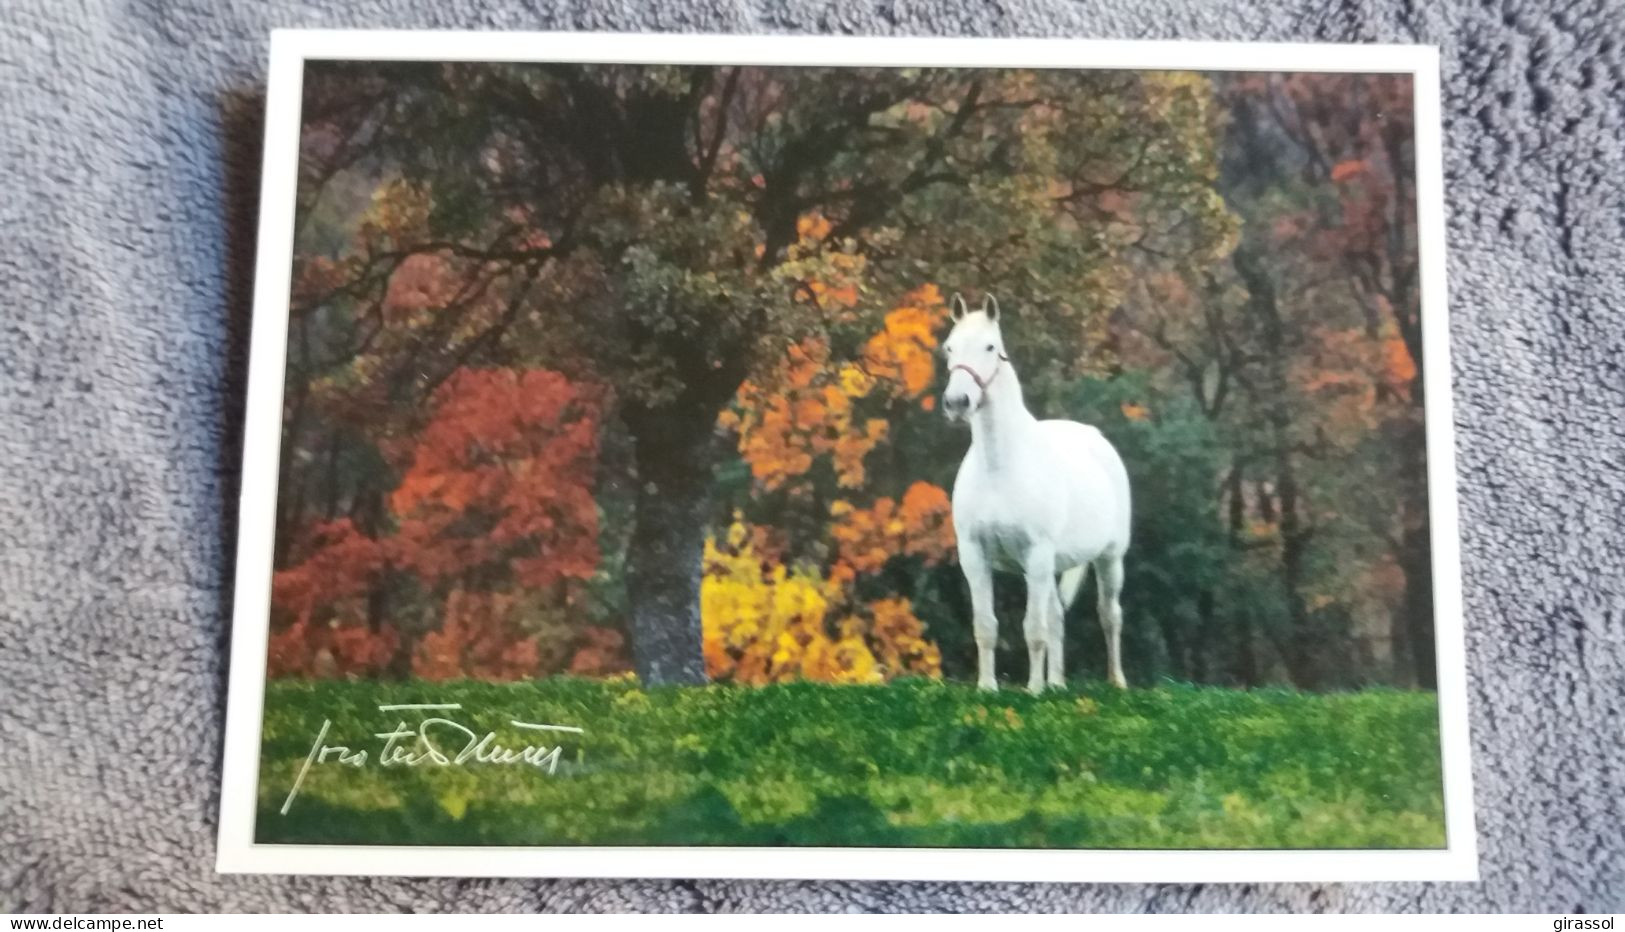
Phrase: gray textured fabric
[{"left": 2, "top": 0, "right": 1622, "bottom": 914}]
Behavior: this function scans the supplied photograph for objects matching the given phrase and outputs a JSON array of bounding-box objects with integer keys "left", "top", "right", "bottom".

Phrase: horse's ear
[
  {"left": 950, "top": 293, "right": 967, "bottom": 322},
  {"left": 982, "top": 294, "right": 1000, "bottom": 322}
]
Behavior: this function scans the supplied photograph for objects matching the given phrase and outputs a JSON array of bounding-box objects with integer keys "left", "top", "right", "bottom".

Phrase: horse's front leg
[
  {"left": 1047, "top": 587, "right": 1066, "bottom": 689},
  {"left": 1023, "top": 544, "right": 1058, "bottom": 694},
  {"left": 960, "top": 541, "right": 998, "bottom": 690}
]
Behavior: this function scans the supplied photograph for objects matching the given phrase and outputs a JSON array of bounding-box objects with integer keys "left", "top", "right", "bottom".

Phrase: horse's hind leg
[
  {"left": 1094, "top": 553, "right": 1127, "bottom": 688},
  {"left": 961, "top": 542, "right": 998, "bottom": 690},
  {"left": 1049, "top": 566, "right": 1086, "bottom": 689}
]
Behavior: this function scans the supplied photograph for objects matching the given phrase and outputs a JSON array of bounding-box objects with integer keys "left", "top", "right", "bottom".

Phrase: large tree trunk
[
  {"left": 621, "top": 402, "right": 720, "bottom": 685},
  {"left": 1233, "top": 243, "right": 1322, "bottom": 690},
  {"left": 1273, "top": 456, "right": 1320, "bottom": 690},
  {"left": 1226, "top": 466, "right": 1261, "bottom": 686},
  {"left": 1396, "top": 400, "right": 1437, "bottom": 688}
]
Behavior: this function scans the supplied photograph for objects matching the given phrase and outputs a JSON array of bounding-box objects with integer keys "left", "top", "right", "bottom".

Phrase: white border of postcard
[{"left": 217, "top": 29, "right": 1476, "bottom": 882}]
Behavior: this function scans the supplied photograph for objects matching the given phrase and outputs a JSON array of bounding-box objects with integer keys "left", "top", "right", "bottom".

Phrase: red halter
[{"left": 950, "top": 354, "right": 1008, "bottom": 392}]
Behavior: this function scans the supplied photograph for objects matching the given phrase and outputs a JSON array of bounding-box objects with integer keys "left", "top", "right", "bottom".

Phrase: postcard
[{"left": 217, "top": 30, "right": 1475, "bottom": 882}]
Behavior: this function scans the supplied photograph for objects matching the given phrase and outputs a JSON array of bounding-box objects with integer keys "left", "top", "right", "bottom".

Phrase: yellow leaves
[
  {"left": 438, "top": 788, "right": 470, "bottom": 821},
  {"left": 957, "top": 704, "right": 1026, "bottom": 731},
  {"left": 363, "top": 177, "right": 432, "bottom": 245},
  {"left": 838, "top": 364, "right": 875, "bottom": 399},
  {"left": 701, "top": 518, "right": 942, "bottom": 685}
]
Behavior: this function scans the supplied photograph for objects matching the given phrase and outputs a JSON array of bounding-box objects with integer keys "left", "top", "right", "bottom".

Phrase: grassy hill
[{"left": 255, "top": 677, "right": 1445, "bottom": 849}]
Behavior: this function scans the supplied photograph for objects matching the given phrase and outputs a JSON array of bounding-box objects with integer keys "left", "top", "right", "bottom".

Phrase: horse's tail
[{"left": 1057, "top": 565, "right": 1088, "bottom": 611}]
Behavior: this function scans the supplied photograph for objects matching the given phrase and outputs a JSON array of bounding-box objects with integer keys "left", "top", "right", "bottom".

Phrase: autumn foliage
[
  {"left": 268, "top": 366, "right": 605, "bottom": 680},
  {"left": 829, "top": 481, "right": 956, "bottom": 578},
  {"left": 704, "top": 281, "right": 960, "bottom": 681},
  {"left": 273, "top": 63, "right": 1433, "bottom": 690},
  {"left": 412, "top": 590, "right": 540, "bottom": 682},
  {"left": 701, "top": 519, "right": 941, "bottom": 684},
  {"left": 390, "top": 368, "right": 601, "bottom": 591}
]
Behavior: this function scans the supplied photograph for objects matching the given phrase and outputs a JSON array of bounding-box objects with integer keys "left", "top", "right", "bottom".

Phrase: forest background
[{"left": 265, "top": 63, "right": 1433, "bottom": 695}]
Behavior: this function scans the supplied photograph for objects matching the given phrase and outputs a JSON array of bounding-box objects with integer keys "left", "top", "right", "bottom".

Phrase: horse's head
[{"left": 941, "top": 293, "right": 1007, "bottom": 422}]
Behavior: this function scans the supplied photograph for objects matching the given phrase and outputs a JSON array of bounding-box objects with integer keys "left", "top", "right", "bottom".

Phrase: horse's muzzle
[{"left": 943, "top": 391, "right": 972, "bottom": 419}]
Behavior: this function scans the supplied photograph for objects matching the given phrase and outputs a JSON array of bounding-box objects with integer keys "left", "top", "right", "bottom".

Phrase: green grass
[{"left": 255, "top": 677, "right": 1445, "bottom": 849}]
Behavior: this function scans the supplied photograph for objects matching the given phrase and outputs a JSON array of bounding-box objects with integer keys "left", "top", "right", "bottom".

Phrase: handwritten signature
[{"left": 280, "top": 703, "right": 583, "bottom": 815}]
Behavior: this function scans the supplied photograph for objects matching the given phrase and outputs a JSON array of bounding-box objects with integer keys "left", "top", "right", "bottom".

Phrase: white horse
[{"left": 941, "top": 294, "right": 1133, "bottom": 692}]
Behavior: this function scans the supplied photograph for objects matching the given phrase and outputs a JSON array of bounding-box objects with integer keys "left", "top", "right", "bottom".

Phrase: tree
[
  {"left": 285, "top": 63, "right": 1236, "bottom": 683},
  {"left": 1217, "top": 73, "right": 1433, "bottom": 687}
]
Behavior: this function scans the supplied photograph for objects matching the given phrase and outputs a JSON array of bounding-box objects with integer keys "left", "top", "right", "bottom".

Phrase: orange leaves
[
  {"left": 729, "top": 338, "right": 888, "bottom": 492},
  {"left": 831, "top": 418, "right": 889, "bottom": 491},
  {"left": 786, "top": 210, "right": 866, "bottom": 315},
  {"left": 412, "top": 589, "right": 540, "bottom": 682},
  {"left": 860, "top": 284, "right": 949, "bottom": 400},
  {"left": 1381, "top": 335, "right": 1417, "bottom": 387},
  {"left": 829, "top": 481, "right": 956, "bottom": 576},
  {"left": 712, "top": 282, "right": 955, "bottom": 687},
  {"left": 391, "top": 368, "right": 601, "bottom": 590},
  {"left": 383, "top": 253, "right": 460, "bottom": 320},
  {"left": 1330, "top": 159, "right": 1367, "bottom": 183},
  {"left": 792, "top": 396, "right": 829, "bottom": 430},
  {"left": 796, "top": 212, "right": 833, "bottom": 241},
  {"left": 1120, "top": 402, "right": 1151, "bottom": 422},
  {"left": 1292, "top": 327, "right": 1418, "bottom": 441},
  {"left": 817, "top": 282, "right": 862, "bottom": 308},
  {"left": 864, "top": 595, "right": 943, "bottom": 676},
  {"left": 724, "top": 284, "right": 949, "bottom": 496}
]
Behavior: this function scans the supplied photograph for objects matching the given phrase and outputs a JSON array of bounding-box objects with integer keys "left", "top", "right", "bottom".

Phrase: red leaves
[
  {"left": 568, "top": 626, "right": 631, "bottom": 677},
  {"left": 271, "top": 518, "right": 387, "bottom": 620},
  {"left": 412, "top": 590, "right": 540, "bottom": 682},
  {"left": 391, "top": 367, "right": 602, "bottom": 591},
  {"left": 269, "top": 366, "right": 604, "bottom": 680},
  {"left": 383, "top": 252, "right": 460, "bottom": 318},
  {"left": 267, "top": 614, "right": 399, "bottom": 679}
]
